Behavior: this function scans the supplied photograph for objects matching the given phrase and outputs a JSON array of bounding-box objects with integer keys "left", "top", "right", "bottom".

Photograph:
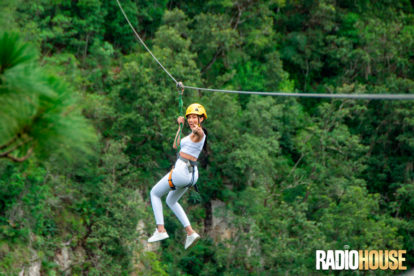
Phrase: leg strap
[{"left": 168, "top": 167, "right": 176, "bottom": 190}]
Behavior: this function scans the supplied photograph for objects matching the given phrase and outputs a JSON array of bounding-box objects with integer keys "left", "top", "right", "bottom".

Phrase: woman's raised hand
[
  {"left": 177, "top": 116, "right": 185, "bottom": 125},
  {"left": 192, "top": 124, "right": 202, "bottom": 134}
]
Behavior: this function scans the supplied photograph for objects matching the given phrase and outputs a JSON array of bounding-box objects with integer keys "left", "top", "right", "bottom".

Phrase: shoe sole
[
  {"left": 185, "top": 235, "right": 200, "bottom": 250},
  {"left": 148, "top": 235, "right": 169, "bottom": 243}
]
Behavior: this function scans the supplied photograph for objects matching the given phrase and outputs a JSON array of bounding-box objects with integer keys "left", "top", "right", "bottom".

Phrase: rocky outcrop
[
  {"left": 136, "top": 219, "right": 160, "bottom": 252},
  {"left": 19, "top": 251, "right": 40, "bottom": 276},
  {"left": 54, "top": 241, "right": 72, "bottom": 275},
  {"left": 132, "top": 219, "right": 160, "bottom": 273},
  {"left": 209, "top": 200, "right": 236, "bottom": 243}
]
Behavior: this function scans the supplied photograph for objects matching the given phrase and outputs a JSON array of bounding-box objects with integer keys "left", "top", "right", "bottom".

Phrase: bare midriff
[{"left": 179, "top": 151, "right": 197, "bottom": 162}]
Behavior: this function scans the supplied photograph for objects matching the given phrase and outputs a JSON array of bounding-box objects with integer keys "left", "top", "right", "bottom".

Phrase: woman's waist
[
  {"left": 179, "top": 151, "right": 198, "bottom": 162},
  {"left": 175, "top": 156, "right": 198, "bottom": 173}
]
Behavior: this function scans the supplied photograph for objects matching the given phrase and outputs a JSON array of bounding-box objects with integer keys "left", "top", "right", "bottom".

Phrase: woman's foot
[
  {"left": 148, "top": 229, "right": 169, "bottom": 242},
  {"left": 184, "top": 232, "right": 200, "bottom": 249},
  {"left": 185, "top": 225, "right": 195, "bottom": 236}
]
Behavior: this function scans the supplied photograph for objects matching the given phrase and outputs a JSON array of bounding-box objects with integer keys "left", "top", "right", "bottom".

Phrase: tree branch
[
  {"left": 232, "top": 4, "right": 243, "bottom": 30},
  {"left": 0, "top": 137, "right": 33, "bottom": 157},
  {"left": 6, "top": 147, "right": 33, "bottom": 162},
  {"left": 201, "top": 4, "right": 243, "bottom": 75},
  {"left": 288, "top": 152, "right": 305, "bottom": 177},
  {"left": 201, "top": 48, "right": 223, "bottom": 74},
  {"left": 0, "top": 135, "right": 18, "bottom": 150}
]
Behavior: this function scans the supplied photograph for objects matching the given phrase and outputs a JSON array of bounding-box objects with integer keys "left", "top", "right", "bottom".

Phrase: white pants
[{"left": 150, "top": 159, "right": 199, "bottom": 228}]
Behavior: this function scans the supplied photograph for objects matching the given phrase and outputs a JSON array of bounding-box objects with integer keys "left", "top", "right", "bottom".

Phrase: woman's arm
[
  {"left": 173, "top": 126, "right": 181, "bottom": 149},
  {"left": 173, "top": 116, "right": 185, "bottom": 149},
  {"left": 191, "top": 125, "right": 204, "bottom": 140}
]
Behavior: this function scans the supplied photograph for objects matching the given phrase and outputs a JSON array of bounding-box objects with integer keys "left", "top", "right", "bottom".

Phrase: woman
[{"left": 148, "top": 103, "right": 207, "bottom": 250}]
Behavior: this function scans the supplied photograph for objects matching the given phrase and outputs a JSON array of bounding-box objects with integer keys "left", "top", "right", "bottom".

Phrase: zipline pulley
[{"left": 177, "top": 81, "right": 184, "bottom": 94}]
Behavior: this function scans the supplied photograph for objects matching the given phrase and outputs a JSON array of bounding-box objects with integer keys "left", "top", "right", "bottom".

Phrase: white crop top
[{"left": 180, "top": 132, "right": 206, "bottom": 159}]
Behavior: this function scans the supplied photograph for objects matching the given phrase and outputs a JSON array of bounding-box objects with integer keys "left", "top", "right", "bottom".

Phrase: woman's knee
[
  {"left": 166, "top": 194, "right": 177, "bottom": 208},
  {"left": 150, "top": 187, "right": 160, "bottom": 199}
]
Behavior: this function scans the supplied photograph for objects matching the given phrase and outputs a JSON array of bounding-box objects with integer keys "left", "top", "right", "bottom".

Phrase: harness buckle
[{"left": 187, "top": 163, "right": 194, "bottom": 173}]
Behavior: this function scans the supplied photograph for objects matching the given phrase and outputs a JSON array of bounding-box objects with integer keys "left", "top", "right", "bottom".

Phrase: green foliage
[
  {"left": 0, "top": 32, "right": 97, "bottom": 162},
  {"left": 1, "top": 0, "right": 413, "bottom": 274},
  {"left": 139, "top": 251, "right": 168, "bottom": 275}
]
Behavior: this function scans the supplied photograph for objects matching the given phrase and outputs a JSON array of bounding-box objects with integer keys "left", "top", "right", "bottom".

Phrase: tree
[{"left": 0, "top": 32, "right": 96, "bottom": 162}]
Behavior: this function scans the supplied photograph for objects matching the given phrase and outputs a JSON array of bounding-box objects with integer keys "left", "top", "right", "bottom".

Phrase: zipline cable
[
  {"left": 115, "top": 0, "right": 414, "bottom": 101},
  {"left": 115, "top": 0, "right": 178, "bottom": 84},
  {"left": 182, "top": 86, "right": 414, "bottom": 100}
]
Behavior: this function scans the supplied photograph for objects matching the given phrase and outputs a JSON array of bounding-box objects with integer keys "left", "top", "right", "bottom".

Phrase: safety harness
[{"left": 168, "top": 155, "right": 199, "bottom": 192}]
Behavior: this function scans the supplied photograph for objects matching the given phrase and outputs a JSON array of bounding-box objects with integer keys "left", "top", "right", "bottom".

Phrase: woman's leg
[
  {"left": 150, "top": 173, "right": 171, "bottom": 231},
  {"left": 166, "top": 188, "right": 192, "bottom": 230},
  {"left": 167, "top": 166, "right": 199, "bottom": 235}
]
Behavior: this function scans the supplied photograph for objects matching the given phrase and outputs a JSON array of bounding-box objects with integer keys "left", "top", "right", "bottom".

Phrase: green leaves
[
  {"left": 0, "top": 32, "right": 97, "bottom": 162},
  {"left": 0, "top": 32, "right": 36, "bottom": 74},
  {"left": 1, "top": 0, "right": 413, "bottom": 274}
]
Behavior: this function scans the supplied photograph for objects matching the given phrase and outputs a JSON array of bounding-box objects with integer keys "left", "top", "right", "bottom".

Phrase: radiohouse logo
[{"left": 316, "top": 248, "right": 407, "bottom": 271}]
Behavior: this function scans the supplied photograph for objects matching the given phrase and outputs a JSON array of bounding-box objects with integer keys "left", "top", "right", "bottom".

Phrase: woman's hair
[
  {"left": 201, "top": 127, "right": 208, "bottom": 153},
  {"left": 200, "top": 116, "right": 209, "bottom": 168}
]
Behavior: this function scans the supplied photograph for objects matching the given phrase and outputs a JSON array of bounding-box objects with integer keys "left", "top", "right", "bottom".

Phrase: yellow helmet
[{"left": 185, "top": 103, "right": 207, "bottom": 119}]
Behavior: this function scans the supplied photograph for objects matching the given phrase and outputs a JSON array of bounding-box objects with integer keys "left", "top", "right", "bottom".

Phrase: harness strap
[
  {"left": 182, "top": 157, "right": 199, "bottom": 192},
  {"left": 168, "top": 158, "right": 200, "bottom": 192},
  {"left": 168, "top": 167, "right": 176, "bottom": 190},
  {"left": 178, "top": 155, "right": 199, "bottom": 166}
]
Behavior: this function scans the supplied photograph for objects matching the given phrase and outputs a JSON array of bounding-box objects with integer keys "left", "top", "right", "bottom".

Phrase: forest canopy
[{"left": 0, "top": 0, "right": 413, "bottom": 274}]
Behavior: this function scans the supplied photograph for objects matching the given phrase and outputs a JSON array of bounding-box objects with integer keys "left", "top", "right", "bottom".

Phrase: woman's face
[{"left": 187, "top": 114, "right": 204, "bottom": 129}]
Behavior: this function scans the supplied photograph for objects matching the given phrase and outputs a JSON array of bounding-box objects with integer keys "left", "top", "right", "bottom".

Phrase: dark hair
[
  {"left": 200, "top": 116, "right": 209, "bottom": 168},
  {"left": 197, "top": 115, "right": 207, "bottom": 152},
  {"left": 202, "top": 127, "right": 208, "bottom": 154}
]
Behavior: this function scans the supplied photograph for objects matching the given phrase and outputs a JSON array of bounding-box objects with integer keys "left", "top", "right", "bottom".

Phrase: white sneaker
[
  {"left": 184, "top": 232, "right": 200, "bottom": 250},
  {"left": 148, "top": 229, "right": 169, "bottom": 243}
]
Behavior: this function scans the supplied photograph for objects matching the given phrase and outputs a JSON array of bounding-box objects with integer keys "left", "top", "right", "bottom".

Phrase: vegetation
[{"left": 0, "top": 0, "right": 413, "bottom": 274}]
